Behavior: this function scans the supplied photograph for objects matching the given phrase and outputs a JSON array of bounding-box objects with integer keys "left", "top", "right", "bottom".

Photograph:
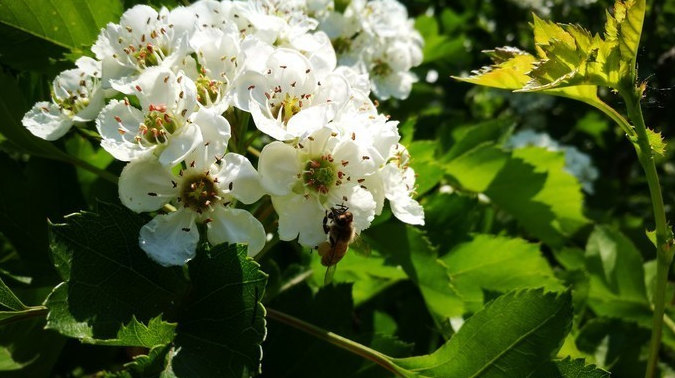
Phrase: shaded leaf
[
  {"left": 45, "top": 202, "right": 189, "bottom": 340},
  {"left": 392, "top": 289, "right": 573, "bottom": 377},
  {"left": 531, "top": 357, "right": 610, "bottom": 378},
  {"left": 170, "top": 245, "right": 267, "bottom": 378},
  {"left": 83, "top": 315, "right": 176, "bottom": 348},
  {"left": 0, "top": 276, "right": 27, "bottom": 312},
  {"left": 368, "top": 223, "right": 464, "bottom": 325}
]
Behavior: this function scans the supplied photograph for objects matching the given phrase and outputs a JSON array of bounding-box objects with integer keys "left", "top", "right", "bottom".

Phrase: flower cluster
[
  {"left": 22, "top": 0, "right": 424, "bottom": 266},
  {"left": 506, "top": 129, "right": 599, "bottom": 194}
]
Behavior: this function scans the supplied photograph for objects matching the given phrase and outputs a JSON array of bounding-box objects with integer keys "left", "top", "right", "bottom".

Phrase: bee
[{"left": 317, "top": 204, "right": 356, "bottom": 285}]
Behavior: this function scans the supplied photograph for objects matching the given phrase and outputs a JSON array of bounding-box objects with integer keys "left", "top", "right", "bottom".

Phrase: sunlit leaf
[
  {"left": 441, "top": 234, "right": 565, "bottom": 312},
  {"left": 645, "top": 128, "right": 666, "bottom": 158},
  {"left": 453, "top": 47, "right": 536, "bottom": 90},
  {"left": 392, "top": 289, "right": 573, "bottom": 377}
]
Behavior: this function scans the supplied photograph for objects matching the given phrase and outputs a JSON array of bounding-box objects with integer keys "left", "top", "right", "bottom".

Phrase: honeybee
[{"left": 317, "top": 204, "right": 364, "bottom": 285}]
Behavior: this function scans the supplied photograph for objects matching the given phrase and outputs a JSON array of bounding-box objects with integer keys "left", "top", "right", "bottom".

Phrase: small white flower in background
[
  {"left": 22, "top": 57, "right": 106, "bottom": 141},
  {"left": 96, "top": 67, "right": 230, "bottom": 166},
  {"left": 380, "top": 144, "right": 425, "bottom": 225},
  {"left": 119, "top": 149, "right": 266, "bottom": 266},
  {"left": 506, "top": 129, "right": 599, "bottom": 194},
  {"left": 92, "top": 5, "right": 197, "bottom": 88},
  {"left": 258, "top": 127, "right": 378, "bottom": 247}
]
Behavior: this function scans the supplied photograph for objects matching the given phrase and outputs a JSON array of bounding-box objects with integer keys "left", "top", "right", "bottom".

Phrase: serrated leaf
[
  {"left": 531, "top": 357, "right": 610, "bottom": 378},
  {"left": 445, "top": 144, "right": 588, "bottom": 246},
  {"left": 0, "top": 0, "right": 122, "bottom": 51},
  {"left": 453, "top": 47, "right": 536, "bottom": 90},
  {"left": 169, "top": 244, "right": 267, "bottom": 377},
  {"left": 605, "top": 0, "right": 645, "bottom": 72},
  {"left": 441, "top": 234, "right": 565, "bottom": 312},
  {"left": 391, "top": 289, "right": 573, "bottom": 377},
  {"left": 45, "top": 202, "right": 189, "bottom": 340},
  {"left": 83, "top": 315, "right": 176, "bottom": 348},
  {"left": 645, "top": 128, "right": 666, "bottom": 157}
]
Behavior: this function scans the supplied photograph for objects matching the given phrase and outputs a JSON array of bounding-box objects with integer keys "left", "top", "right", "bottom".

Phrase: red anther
[
  {"left": 357, "top": 178, "right": 365, "bottom": 183},
  {"left": 351, "top": 132, "right": 356, "bottom": 140},
  {"left": 341, "top": 160, "right": 349, "bottom": 166},
  {"left": 362, "top": 156, "right": 370, "bottom": 160},
  {"left": 310, "top": 160, "right": 321, "bottom": 169},
  {"left": 305, "top": 69, "right": 311, "bottom": 73},
  {"left": 204, "top": 218, "right": 213, "bottom": 224},
  {"left": 264, "top": 92, "right": 271, "bottom": 99},
  {"left": 190, "top": 160, "right": 196, "bottom": 168},
  {"left": 114, "top": 116, "right": 122, "bottom": 123},
  {"left": 228, "top": 182, "right": 233, "bottom": 190},
  {"left": 135, "top": 85, "right": 143, "bottom": 92},
  {"left": 248, "top": 85, "right": 255, "bottom": 90},
  {"left": 279, "top": 65, "right": 287, "bottom": 69}
]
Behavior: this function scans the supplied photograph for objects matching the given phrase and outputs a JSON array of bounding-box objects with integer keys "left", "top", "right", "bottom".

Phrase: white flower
[
  {"left": 232, "top": 48, "right": 350, "bottom": 141},
  {"left": 22, "top": 57, "right": 105, "bottom": 141},
  {"left": 92, "top": 5, "right": 197, "bottom": 87},
  {"left": 119, "top": 150, "right": 266, "bottom": 266},
  {"left": 379, "top": 144, "right": 424, "bottom": 225},
  {"left": 258, "top": 127, "right": 378, "bottom": 247},
  {"left": 96, "top": 67, "right": 230, "bottom": 166}
]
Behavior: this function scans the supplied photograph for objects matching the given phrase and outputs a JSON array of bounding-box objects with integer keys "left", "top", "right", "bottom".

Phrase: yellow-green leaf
[
  {"left": 646, "top": 128, "right": 666, "bottom": 157},
  {"left": 452, "top": 47, "right": 536, "bottom": 90}
]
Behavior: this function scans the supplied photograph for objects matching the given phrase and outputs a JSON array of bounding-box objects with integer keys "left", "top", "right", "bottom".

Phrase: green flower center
[
  {"left": 303, "top": 155, "right": 340, "bottom": 195},
  {"left": 372, "top": 61, "right": 392, "bottom": 77},
  {"left": 271, "top": 93, "right": 303, "bottom": 125},
  {"left": 133, "top": 43, "right": 162, "bottom": 68},
  {"left": 181, "top": 174, "right": 219, "bottom": 212},
  {"left": 140, "top": 104, "right": 177, "bottom": 144},
  {"left": 195, "top": 75, "right": 222, "bottom": 106}
]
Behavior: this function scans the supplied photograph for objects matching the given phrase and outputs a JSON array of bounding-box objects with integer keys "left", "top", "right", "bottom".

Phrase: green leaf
[
  {"left": 169, "top": 244, "right": 267, "bottom": 377},
  {"left": 407, "top": 140, "right": 444, "bottom": 197},
  {"left": 441, "top": 234, "right": 565, "bottom": 312},
  {"left": 0, "top": 317, "right": 66, "bottom": 376},
  {"left": 605, "top": 0, "right": 646, "bottom": 73},
  {"left": 445, "top": 144, "right": 588, "bottom": 246},
  {"left": 309, "top": 249, "right": 406, "bottom": 306},
  {"left": 45, "top": 202, "right": 190, "bottom": 340},
  {"left": 584, "top": 226, "right": 657, "bottom": 330},
  {"left": 391, "top": 289, "right": 573, "bottom": 377},
  {"left": 83, "top": 315, "right": 176, "bottom": 348},
  {"left": 531, "top": 358, "right": 610, "bottom": 378},
  {"left": 453, "top": 47, "right": 537, "bottom": 90},
  {"left": 0, "top": 276, "right": 27, "bottom": 312},
  {"left": 368, "top": 223, "right": 464, "bottom": 325},
  {"left": 645, "top": 128, "right": 666, "bottom": 158},
  {"left": 0, "top": 0, "right": 123, "bottom": 51}
]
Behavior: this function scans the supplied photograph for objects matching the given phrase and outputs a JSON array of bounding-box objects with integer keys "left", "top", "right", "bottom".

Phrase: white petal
[
  {"left": 230, "top": 71, "right": 267, "bottom": 112},
  {"left": 249, "top": 100, "right": 292, "bottom": 141},
  {"left": 96, "top": 100, "right": 148, "bottom": 161},
  {"left": 272, "top": 194, "right": 326, "bottom": 247},
  {"left": 390, "top": 195, "right": 425, "bottom": 225},
  {"left": 215, "top": 153, "right": 265, "bottom": 204},
  {"left": 140, "top": 210, "right": 199, "bottom": 267},
  {"left": 190, "top": 107, "right": 231, "bottom": 158},
  {"left": 206, "top": 207, "right": 266, "bottom": 257},
  {"left": 22, "top": 102, "right": 72, "bottom": 141},
  {"left": 158, "top": 123, "right": 203, "bottom": 166},
  {"left": 118, "top": 156, "right": 178, "bottom": 212},
  {"left": 285, "top": 104, "right": 334, "bottom": 139},
  {"left": 258, "top": 142, "right": 301, "bottom": 196}
]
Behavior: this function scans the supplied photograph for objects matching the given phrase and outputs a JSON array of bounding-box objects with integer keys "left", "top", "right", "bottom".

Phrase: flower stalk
[{"left": 620, "top": 87, "right": 674, "bottom": 378}]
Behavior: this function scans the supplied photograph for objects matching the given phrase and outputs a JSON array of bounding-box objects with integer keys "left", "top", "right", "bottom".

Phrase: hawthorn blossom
[
  {"left": 96, "top": 67, "right": 230, "bottom": 166},
  {"left": 92, "top": 5, "right": 197, "bottom": 87},
  {"left": 232, "top": 48, "right": 350, "bottom": 141},
  {"left": 119, "top": 150, "right": 266, "bottom": 266},
  {"left": 22, "top": 57, "right": 105, "bottom": 140},
  {"left": 258, "top": 127, "right": 378, "bottom": 247},
  {"left": 379, "top": 144, "right": 424, "bottom": 224}
]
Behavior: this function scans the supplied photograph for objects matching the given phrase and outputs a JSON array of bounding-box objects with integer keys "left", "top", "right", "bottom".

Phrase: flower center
[
  {"left": 372, "top": 60, "right": 392, "bottom": 77},
  {"left": 138, "top": 104, "right": 177, "bottom": 144},
  {"left": 132, "top": 43, "right": 162, "bottom": 68},
  {"left": 195, "top": 75, "right": 222, "bottom": 106},
  {"left": 56, "top": 94, "right": 90, "bottom": 116},
  {"left": 270, "top": 92, "right": 304, "bottom": 125},
  {"left": 303, "top": 155, "right": 340, "bottom": 195},
  {"left": 180, "top": 174, "right": 219, "bottom": 212}
]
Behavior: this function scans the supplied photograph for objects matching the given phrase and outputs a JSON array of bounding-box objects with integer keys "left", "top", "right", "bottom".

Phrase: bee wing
[
  {"left": 351, "top": 234, "right": 371, "bottom": 257},
  {"left": 324, "top": 264, "right": 337, "bottom": 285}
]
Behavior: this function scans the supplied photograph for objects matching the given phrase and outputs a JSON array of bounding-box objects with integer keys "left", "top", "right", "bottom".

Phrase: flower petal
[
  {"left": 206, "top": 207, "right": 266, "bottom": 257},
  {"left": 22, "top": 102, "right": 72, "bottom": 141},
  {"left": 258, "top": 141, "right": 301, "bottom": 196},
  {"left": 139, "top": 210, "right": 199, "bottom": 266},
  {"left": 97, "top": 99, "right": 148, "bottom": 161},
  {"left": 158, "top": 123, "right": 203, "bottom": 166},
  {"left": 119, "top": 156, "right": 178, "bottom": 212},
  {"left": 390, "top": 194, "right": 425, "bottom": 225},
  {"left": 272, "top": 194, "right": 326, "bottom": 247},
  {"left": 190, "top": 107, "right": 231, "bottom": 158},
  {"left": 215, "top": 153, "right": 265, "bottom": 204}
]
